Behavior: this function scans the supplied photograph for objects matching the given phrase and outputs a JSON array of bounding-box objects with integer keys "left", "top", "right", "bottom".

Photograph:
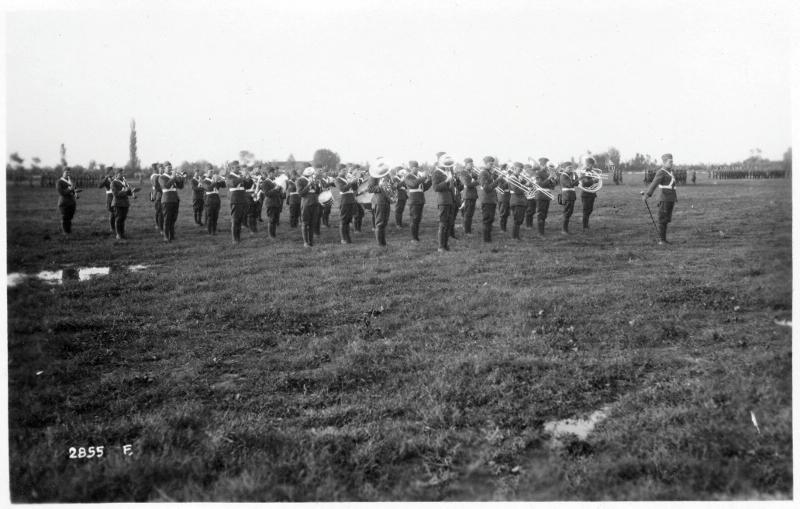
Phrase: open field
[{"left": 6, "top": 175, "right": 792, "bottom": 501}]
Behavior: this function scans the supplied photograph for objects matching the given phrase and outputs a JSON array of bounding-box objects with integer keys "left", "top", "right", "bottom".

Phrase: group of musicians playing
[{"left": 56, "top": 152, "right": 678, "bottom": 248}]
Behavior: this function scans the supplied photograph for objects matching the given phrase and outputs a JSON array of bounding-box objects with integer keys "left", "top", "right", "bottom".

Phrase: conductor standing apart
[{"left": 643, "top": 153, "right": 677, "bottom": 245}]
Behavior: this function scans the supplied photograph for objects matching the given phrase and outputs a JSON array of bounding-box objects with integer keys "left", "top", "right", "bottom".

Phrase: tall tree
[
  {"left": 127, "top": 118, "right": 140, "bottom": 171},
  {"left": 312, "top": 148, "right": 340, "bottom": 171}
]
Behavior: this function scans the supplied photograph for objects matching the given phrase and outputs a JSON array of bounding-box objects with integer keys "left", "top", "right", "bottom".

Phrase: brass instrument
[{"left": 576, "top": 168, "right": 607, "bottom": 193}]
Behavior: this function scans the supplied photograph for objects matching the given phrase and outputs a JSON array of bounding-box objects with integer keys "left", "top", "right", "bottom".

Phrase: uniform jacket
[
  {"left": 478, "top": 168, "right": 501, "bottom": 204},
  {"left": 559, "top": 171, "right": 579, "bottom": 201},
  {"left": 508, "top": 174, "right": 528, "bottom": 206},
  {"left": 263, "top": 178, "right": 284, "bottom": 208},
  {"left": 202, "top": 176, "right": 226, "bottom": 196},
  {"left": 533, "top": 169, "right": 557, "bottom": 200},
  {"left": 404, "top": 173, "right": 431, "bottom": 205},
  {"left": 394, "top": 176, "right": 408, "bottom": 202},
  {"left": 158, "top": 174, "right": 184, "bottom": 204},
  {"left": 57, "top": 177, "right": 77, "bottom": 207},
  {"left": 286, "top": 179, "right": 300, "bottom": 205},
  {"left": 368, "top": 176, "right": 391, "bottom": 207},
  {"left": 226, "top": 172, "right": 251, "bottom": 205},
  {"left": 336, "top": 176, "right": 359, "bottom": 205},
  {"left": 431, "top": 168, "right": 454, "bottom": 206},
  {"left": 461, "top": 172, "right": 479, "bottom": 201},
  {"left": 646, "top": 167, "right": 677, "bottom": 202},
  {"left": 497, "top": 179, "right": 511, "bottom": 203},
  {"left": 190, "top": 177, "right": 205, "bottom": 202},
  {"left": 110, "top": 177, "right": 132, "bottom": 208},
  {"left": 296, "top": 176, "right": 322, "bottom": 208}
]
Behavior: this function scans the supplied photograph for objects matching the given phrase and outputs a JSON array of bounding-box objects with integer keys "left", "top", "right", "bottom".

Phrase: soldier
[
  {"left": 255, "top": 165, "right": 267, "bottom": 222},
  {"left": 524, "top": 164, "right": 537, "bottom": 228},
  {"left": 559, "top": 163, "right": 580, "bottom": 234},
  {"left": 352, "top": 164, "right": 367, "bottom": 233},
  {"left": 579, "top": 157, "right": 600, "bottom": 230},
  {"left": 110, "top": 167, "right": 136, "bottom": 241},
  {"left": 449, "top": 165, "right": 463, "bottom": 239},
  {"left": 244, "top": 166, "right": 259, "bottom": 234},
  {"left": 190, "top": 170, "right": 205, "bottom": 226},
  {"left": 320, "top": 171, "right": 336, "bottom": 228},
  {"left": 56, "top": 166, "right": 78, "bottom": 238},
  {"left": 478, "top": 156, "right": 503, "bottom": 243},
  {"left": 150, "top": 163, "right": 164, "bottom": 233},
  {"left": 394, "top": 169, "right": 408, "bottom": 228},
  {"left": 497, "top": 163, "right": 511, "bottom": 232},
  {"left": 297, "top": 166, "right": 322, "bottom": 247},
  {"left": 533, "top": 159, "right": 558, "bottom": 237},
  {"left": 508, "top": 162, "right": 527, "bottom": 240},
  {"left": 99, "top": 168, "right": 115, "bottom": 233},
  {"left": 367, "top": 161, "right": 393, "bottom": 247},
  {"left": 643, "top": 153, "right": 677, "bottom": 245},
  {"left": 691, "top": 170, "right": 696, "bottom": 184},
  {"left": 259, "top": 166, "right": 283, "bottom": 239},
  {"left": 202, "top": 165, "right": 225, "bottom": 235},
  {"left": 226, "top": 161, "right": 251, "bottom": 245},
  {"left": 286, "top": 169, "right": 301, "bottom": 228},
  {"left": 432, "top": 153, "right": 456, "bottom": 252},
  {"left": 336, "top": 164, "right": 359, "bottom": 244},
  {"left": 404, "top": 160, "right": 432, "bottom": 243},
  {"left": 158, "top": 162, "right": 184, "bottom": 242},
  {"left": 460, "top": 157, "right": 479, "bottom": 235}
]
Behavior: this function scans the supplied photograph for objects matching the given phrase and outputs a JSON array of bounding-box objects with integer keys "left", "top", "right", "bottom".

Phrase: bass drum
[
  {"left": 355, "top": 181, "right": 373, "bottom": 204},
  {"left": 318, "top": 190, "right": 334, "bottom": 207}
]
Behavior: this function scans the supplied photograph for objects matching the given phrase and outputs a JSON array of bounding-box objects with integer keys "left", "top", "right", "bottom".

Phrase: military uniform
[
  {"left": 460, "top": 163, "right": 479, "bottom": 234},
  {"left": 227, "top": 170, "right": 251, "bottom": 244},
  {"left": 497, "top": 174, "right": 511, "bottom": 231},
  {"left": 533, "top": 167, "right": 558, "bottom": 236},
  {"left": 286, "top": 177, "right": 301, "bottom": 228},
  {"left": 150, "top": 171, "right": 164, "bottom": 232},
  {"left": 263, "top": 175, "right": 284, "bottom": 238},
  {"left": 99, "top": 174, "right": 115, "bottom": 233},
  {"left": 477, "top": 158, "right": 502, "bottom": 242},
  {"left": 158, "top": 171, "right": 184, "bottom": 242},
  {"left": 190, "top": 176, "right": 205, "bottom": 225},
  {"left": 579, "top": 174, "right": 599, "bottom": 229},
  {"left": 336, "top": 174, "right": 359, "bottom": 243},
  {"left": 202, "top": 174, "right": 225, "bottom": 235},
  {"left": 645, "top": 154, "right": 678, "bottom": 243},
  {"left": 524, "top": 166, "right": 537, "bottom": 228},
  {"left": 394, "top": 175, "right": 408, "bottom": 227},
  {"left": 449, "top": 175, "right": 463, "bottom": 238},
  {"left": 508, "top": 164, "right": 527, "bottom": 240},
  {"left": 297, "top": 172, "right": 323, "bottom": 247},
  {"left": 321, "top": 177, "right": 335, "bottom": 228},
  {"left": 404, "top": 165, "right": 432, "bottom": 242},
  {"left": 245, "top": 177, "right": 258, "bottom": 233},
  {"left": 56, "top": 175, "right": 77, "bottom": 235},
  {"left": 559, "top": 168, "right": 579, "bottom": 234},
  {"left": 368, "top": 176, "right": 392, "bottom": 246},
  {"left": 432, "top": 163, "right": 455, "bottom": 251},
  {"left": 110, "top": 176, "right": 134, "bottom": 239}
]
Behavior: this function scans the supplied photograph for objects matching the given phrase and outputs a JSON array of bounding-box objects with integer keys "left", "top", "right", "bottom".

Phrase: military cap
[
  {"left": 661, "top": 153, "right": 673, "bottom": 162},
  {"left": 538, "top": 157, "right": 549, "bottom": 166},
  {"left": 338, "top": 163, "right": 347, "bottom": 169},
  {"left": 523, "top": 164, "right": 533, "bottom": 170},
  {"left": 464, "top": 157, "right": 473, "bottom": 164},
  {"left": 584, "top": 156, "right": 595, "bottom": 165},
  {"left": 513, "top": 161, "right": 524, "bottom": 169},
  {"left": 483, "top": 156, "right": 495, "bottom": 164},
  {"left": 408, "top": 160, "right": 419, "bottom": 168}
]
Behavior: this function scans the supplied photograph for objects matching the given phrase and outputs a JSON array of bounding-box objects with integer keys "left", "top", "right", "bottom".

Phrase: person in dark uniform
[
  {"left": 508, "top": 162, "right": 527, "bottom": 240},
  {"left": 497, "top": 163, "right": 511, "bottom": 232},
  {"left": 449, "top": 164, "right": 463, "bottom": 239},
  {"left": 404, "top": 160, "right": 432, "bottom": 243},
  {"left": 244, "top": 166, "right": 259, "bottom": 234},
  {"left": 202, "top": 167, "right": 225, "bottom": 235},
  {"left": 524, "top": 163, "right": 538, "bottom": 229},
  {"left": 263, "top": 166, "right": 284, "bottom": 239},
  {"left": 255, "top": 165, "right": 267, "bottom": 222},
  {"left": 644, "top": 153, "right": 678, "bottom": 245},
  {"left": 56, "top": 166, "right": 78, "bottom": 238},
  {"left": 110, "top": 167, "right": 136, "bottom": 241},
  {"left": 533, "top": 159, "right": 558, "bottom": 237},
  {"left": 99, "top": 168, "right": 116, "bottom": 233},
  {"left": 226, "top": 161, "right": 251, "bottom": 245},
  {"left": 352, "top": 165, "right": 367, "bottom": 233},
  {"left": 336, "top": 164, "right": 359, "bottom": 244},
  {"left": 150, "top": 163, "right": 164, "bottom": 233},
  {"left": 190, "top": 170, "right": 205, "bottom": 226},
  {"left": 478, "top": 156, "right": 503, "bottom": 243},
  {"left": 393, "top": 169, "right": 408, "bottom": 228},
  {"left": 158, "top": 162, "right": 184, "bottom": 242},
  {"left": 286, "top": 169, "right": 301, "bottom": 228},
  {"left": 579, "top": 156, "right": 600, "bottom": 230},
  {"left": 559, "top": 163, "right": 579, "bottom": 234},
  {"left": 691, "top": 170, "right": 696, "bottom": 184},
  {"left": 320, "top": 171, "right": 336, "bottom": 228},
  {"left": 297, "top": 166, "right": 322, "bottom": 247},
  {"left": 367, "top": 160, "right": 393, "bottom": 247},
  {"left": 460, "top": 157, "right": 479, "bottom": 235},
  {"left": 432, "top": 153, "right": 456, "bottom": 252},
  {"left": 310, "top": 167, "right": 327, "bottom": 235}
]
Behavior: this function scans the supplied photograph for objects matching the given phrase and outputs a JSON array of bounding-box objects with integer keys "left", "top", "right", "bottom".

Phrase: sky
[{"left": 3, "top": 0, "right": 796, "bottom": 167}]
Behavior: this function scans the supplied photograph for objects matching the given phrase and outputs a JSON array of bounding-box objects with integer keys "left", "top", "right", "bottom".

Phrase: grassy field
[{"left": 5, "top": 173, "right": 792, "bottom": 501}]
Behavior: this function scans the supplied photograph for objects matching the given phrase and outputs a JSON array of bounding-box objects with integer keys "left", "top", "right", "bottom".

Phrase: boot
[
  {"left": 500, "top": 217, "right": 507, "bottom": 232},
  {"left": 582, "top": 215, "right": 589, "bottom": 230},
  {"left": 658, "top": 223, "right": 669, "bottom": 244},
  {"left": 537, "top": 220, "right": 545, "bottom": 237},
  {"left": 379, "top": 227, "right": 387, "bottom": 246},
  {"left": 269, "top": 223, "right": 276, "bottom": 238},
  {"left": 483, "top": 226, "right": 491, "bottom": 243},
  {"left": 561, "top": 219, "right": 569, "bottom": 235},
  {"left": 346, "top": 226, "right": 352, "bottom": 244},
  {"left": 340, "top": 224, "right": 348, "bottom": 244},
  {"left": 437, "top": 225, "right": 447, "bottom": 251},
  {"left": 512, "top": 223, "right": 520, "bottom": 240}
]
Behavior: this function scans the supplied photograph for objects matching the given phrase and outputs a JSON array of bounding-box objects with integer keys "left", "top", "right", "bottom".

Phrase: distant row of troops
[{"left": 55, "top": 153, "right": 678, "bottom": 247}]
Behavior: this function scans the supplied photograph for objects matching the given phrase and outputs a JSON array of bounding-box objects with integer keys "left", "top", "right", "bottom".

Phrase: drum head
[{"left": 318, "top": 190, "right": 333, "bottom": 205}]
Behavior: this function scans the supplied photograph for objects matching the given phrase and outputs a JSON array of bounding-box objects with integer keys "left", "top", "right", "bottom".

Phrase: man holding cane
[{"left": 642, "top": 153, "right": 677, "bottom": 245}]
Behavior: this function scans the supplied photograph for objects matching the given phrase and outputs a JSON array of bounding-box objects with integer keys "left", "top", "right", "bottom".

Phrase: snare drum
[{"left": 318, "top": 190, "right": 333, "bottom": 207}]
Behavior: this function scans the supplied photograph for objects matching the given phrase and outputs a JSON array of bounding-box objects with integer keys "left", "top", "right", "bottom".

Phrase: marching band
[{"left": 54, "top": 152, "right": 677, "bottom": 248}]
